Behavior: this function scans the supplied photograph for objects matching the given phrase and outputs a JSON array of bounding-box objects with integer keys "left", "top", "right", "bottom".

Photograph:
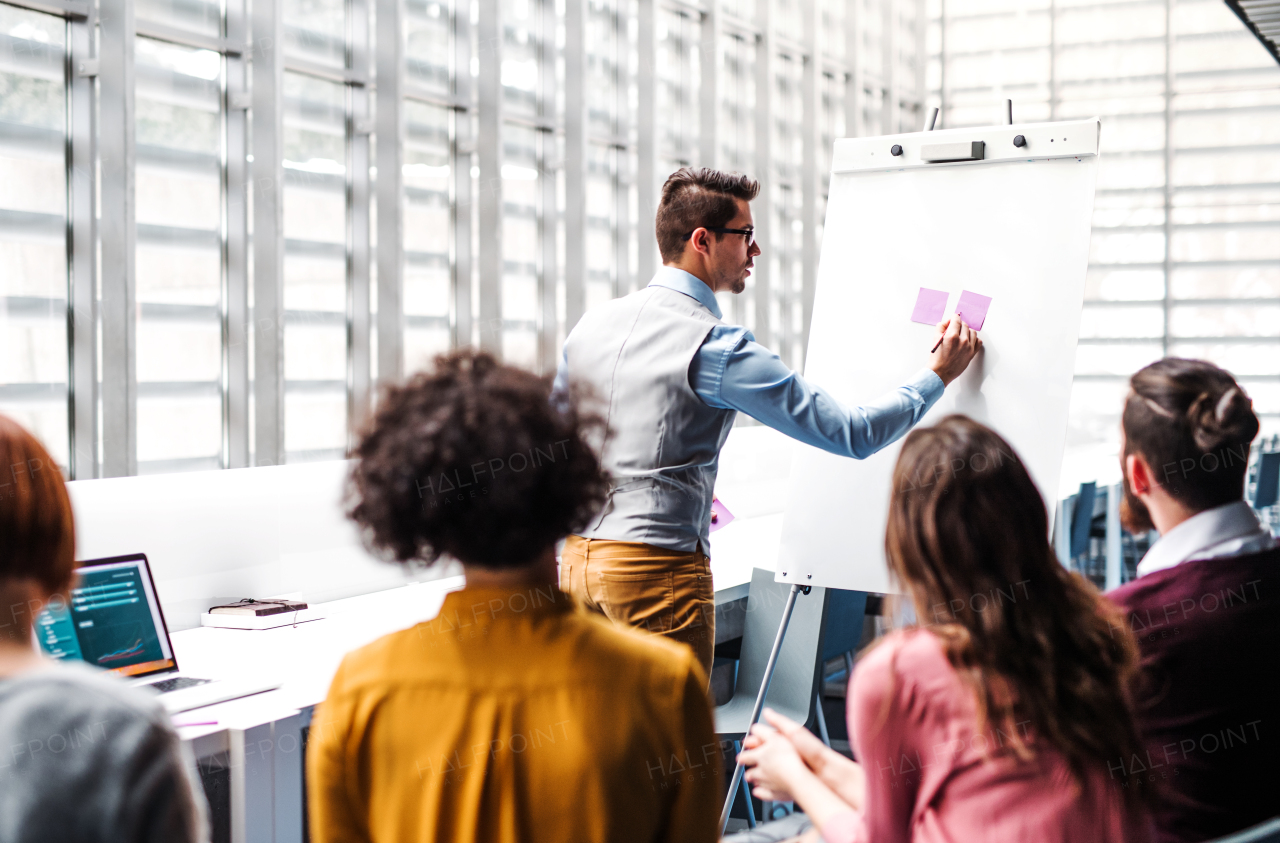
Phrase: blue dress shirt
[{"left": 555, "top": 266, "right": 945, "bottom": 460}]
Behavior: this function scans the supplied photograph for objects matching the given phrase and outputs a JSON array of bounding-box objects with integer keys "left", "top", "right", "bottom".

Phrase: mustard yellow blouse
[{"left": 307, "top": 585, "right": 721, "bottom": 843}]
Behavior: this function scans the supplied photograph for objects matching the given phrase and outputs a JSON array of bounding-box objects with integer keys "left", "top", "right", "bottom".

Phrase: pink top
[{"left": 820, "top": 629, "right": 1152, "bottom": 843}]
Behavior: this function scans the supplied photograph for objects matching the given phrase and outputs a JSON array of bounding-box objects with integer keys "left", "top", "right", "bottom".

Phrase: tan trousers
[{"left": 559, "top": 535, "right": 716, "bottom": 679}]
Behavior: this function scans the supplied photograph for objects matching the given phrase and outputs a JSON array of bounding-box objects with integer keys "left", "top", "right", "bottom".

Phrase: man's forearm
[{"left": 745, "top": 369, "right": 942, "bottom": 460}]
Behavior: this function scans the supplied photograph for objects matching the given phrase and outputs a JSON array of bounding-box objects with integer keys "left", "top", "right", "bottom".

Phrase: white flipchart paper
[{"left": 778, "top": 120, "right": 1100, "bottom": 593}]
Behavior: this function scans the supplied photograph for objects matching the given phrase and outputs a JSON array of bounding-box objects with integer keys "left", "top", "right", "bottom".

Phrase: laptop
[{"left": 34, "top": 553, "right": 280, "bottom": 714}]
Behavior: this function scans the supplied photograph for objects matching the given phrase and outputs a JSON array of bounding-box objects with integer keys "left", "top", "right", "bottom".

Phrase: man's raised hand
[{"left": 930, "top": 313, "right": 982, "bottom": 386}]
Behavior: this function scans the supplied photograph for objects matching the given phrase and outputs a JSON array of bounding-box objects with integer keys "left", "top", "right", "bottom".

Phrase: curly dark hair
[{"left": 346, "top": 349, "right": 610, "bottom": 570}]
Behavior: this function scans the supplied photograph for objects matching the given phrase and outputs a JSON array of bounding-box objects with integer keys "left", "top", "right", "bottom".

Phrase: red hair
[{"left": 0, "top": 415, "right": 76, "bottom": 596}]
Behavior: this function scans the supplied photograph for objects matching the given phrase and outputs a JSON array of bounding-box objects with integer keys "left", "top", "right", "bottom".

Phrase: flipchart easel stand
[{"left": 718, "top": 100, "right": 1018, "bottom": 835}]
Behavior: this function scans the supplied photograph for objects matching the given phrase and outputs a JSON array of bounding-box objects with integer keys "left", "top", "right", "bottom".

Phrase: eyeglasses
[{"left": 684, "top": 226, "right": 756, "bottom": 247}]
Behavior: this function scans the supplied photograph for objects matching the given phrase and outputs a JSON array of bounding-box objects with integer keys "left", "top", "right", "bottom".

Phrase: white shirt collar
[{"left": 1136, "top": 500, "right": 1276, "bottom": 578}]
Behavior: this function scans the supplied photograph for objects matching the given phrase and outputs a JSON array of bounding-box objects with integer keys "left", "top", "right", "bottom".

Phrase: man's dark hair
[
  {"left": 346, "top": 349, "right": 609, "bottom": 570},
  {"left": 1122, "top": 358, "right": 1259, "bottom": 515},
  {"left": 655, "top": 167, "right": 760, "bottom": 262}
]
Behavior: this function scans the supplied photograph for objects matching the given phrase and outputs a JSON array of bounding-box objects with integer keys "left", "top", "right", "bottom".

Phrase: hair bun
[{"left": 1188, "top": 386, "right": 1258, "bottom": 452}]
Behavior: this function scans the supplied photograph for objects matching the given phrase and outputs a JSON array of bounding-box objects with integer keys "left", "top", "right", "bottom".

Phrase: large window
[
  {"left": 500, "top": 0, "right": 553, "bottom": 369},
  {"left": 0, "top": 0, "right": 937, "bottom": 477},
  {"left": 657, "top": 7, "right": 702, "bottom": 176},
  {"left": 402, "top": 100, "right": 454, "bottom": 371},
  {"left": 929, "top": 0, "right": 1280, "bottom": 469},
  {"left": 134, "top": 36, "right": 225, "bottom": 474},
  {"left": 585, "top": 0, "right": 633, "bottom": 310},
  {"left": 3, "top": 0, "right": 1270, "bottom": 499},
  {"left": 282, "top": 70, "right": 350, "bottom": 462},
  {"left": 718, "top": 30, "right": 756, "bottom": 328},
  {"left": 403, "top": 0, "right": 462, "bottom": 371},
  {"left": 770, "top": 53, "right": 804, "bottom": 366},
  {"left": 719, "top": 32, "right": 757, "bottom": 174},
  {"left": 0, "top": 5, "right": 67, "bottom": 466}
]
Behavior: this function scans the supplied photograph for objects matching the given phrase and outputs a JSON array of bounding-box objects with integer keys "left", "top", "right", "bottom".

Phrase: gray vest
[{"left": 563, "top": 284, "right": 737, "bottom": 552}]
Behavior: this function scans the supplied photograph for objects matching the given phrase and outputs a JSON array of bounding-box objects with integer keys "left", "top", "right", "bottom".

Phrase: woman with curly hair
[
  {"left": 735, "top": 416, "right": 1152, "bottom": 843},
  {"left": 307, "top": 349, "right": 720, "bottom": 843}
]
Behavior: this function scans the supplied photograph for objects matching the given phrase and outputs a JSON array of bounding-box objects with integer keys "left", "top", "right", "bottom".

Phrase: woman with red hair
[{"left": 0, "top": 415, "right": 207, "bottom": 843}]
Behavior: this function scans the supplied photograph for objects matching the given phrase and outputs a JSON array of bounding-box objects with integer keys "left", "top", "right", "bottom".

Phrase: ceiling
[{"left": 1225, "top": 0, "right": 1280, "bottom": 64}]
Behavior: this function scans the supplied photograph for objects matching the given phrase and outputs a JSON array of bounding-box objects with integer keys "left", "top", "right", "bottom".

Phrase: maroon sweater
[{"left": 1108, "top": 547, "right": 1280, "bottom": 843}]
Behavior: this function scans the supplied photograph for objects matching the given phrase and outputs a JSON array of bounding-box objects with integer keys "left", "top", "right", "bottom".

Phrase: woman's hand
[
  {"left": 740, "top": 712, "right": 867, "bottom": 838},
  {"left": 757, "top": 708, "right": 868, "bottom": 812},
  {"left": 760, "top": 709, "right": 829, "bottom": 768},
  {"left": 737, "top": 722, "right": 812, "bottom": 802}
]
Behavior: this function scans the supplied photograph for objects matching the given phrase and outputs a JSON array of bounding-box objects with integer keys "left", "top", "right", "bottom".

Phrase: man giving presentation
[{"left": 554, "top": 167, "right": 981, "bottom": 676}]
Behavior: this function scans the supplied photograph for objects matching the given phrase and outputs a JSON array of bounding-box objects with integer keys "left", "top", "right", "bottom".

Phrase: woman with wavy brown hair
[{"left": 736, "top": 415, "right": 1152, "bottom": 843}]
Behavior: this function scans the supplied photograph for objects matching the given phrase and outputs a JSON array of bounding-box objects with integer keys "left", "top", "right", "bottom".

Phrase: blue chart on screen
[{"left": 65, "top": 567, "right": 165, "bottom": 668}]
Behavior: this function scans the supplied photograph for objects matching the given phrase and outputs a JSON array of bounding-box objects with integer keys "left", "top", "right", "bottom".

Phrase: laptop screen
[{"left": 34, "top": 554, "right": 178, "bottom": 678}]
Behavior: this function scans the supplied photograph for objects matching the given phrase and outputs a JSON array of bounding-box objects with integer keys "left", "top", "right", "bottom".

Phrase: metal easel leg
[
  {"left": 728, "top": 740, "right": 758, "bottom": 829},
  {"left": 719, "top": 583, "right": 804, "bottom": 835},
  {"left": 815, "top": 691, "right": 831, "bottom": 747}
]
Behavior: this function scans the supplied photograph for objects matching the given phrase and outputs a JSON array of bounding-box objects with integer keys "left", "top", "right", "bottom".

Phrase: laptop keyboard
[{"left": 146, "top": 676, "right": 212, "bottom": 693}]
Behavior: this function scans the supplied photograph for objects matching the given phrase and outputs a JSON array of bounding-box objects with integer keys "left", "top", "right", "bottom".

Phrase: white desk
[
  {"left": 61, "top": 422, "right": 797, "bottom": 842},
  {"left": 173, "top": 507, "right": 786, "bottom": 843},
  {"left": 174, "top": 525, "right": 779, "bottom": 741},
  {"left": 173, "top": 421, "right": 796, "bottom": 743}
]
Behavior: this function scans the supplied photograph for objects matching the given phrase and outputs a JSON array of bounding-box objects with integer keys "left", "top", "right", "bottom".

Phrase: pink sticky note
[
  {"left": 910, "top": 287, "right": 949, "bottom": 325},
  {"left": 956, "top": 290, "right": 992, "bottom": 330},
  {"left": 710, "top": 498, "right": 735, "bottom": 533}
]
